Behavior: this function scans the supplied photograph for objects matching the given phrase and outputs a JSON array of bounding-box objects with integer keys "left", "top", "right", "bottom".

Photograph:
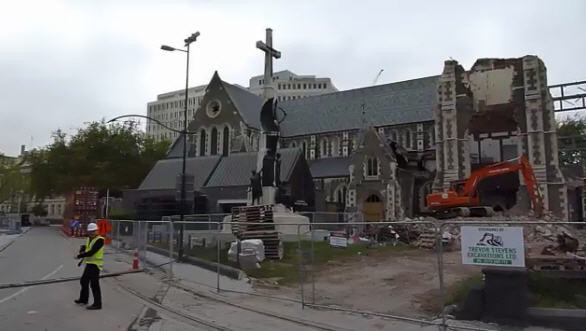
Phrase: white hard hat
[{"left": 87, "top": 223, "right": 98, "bottom": 231}]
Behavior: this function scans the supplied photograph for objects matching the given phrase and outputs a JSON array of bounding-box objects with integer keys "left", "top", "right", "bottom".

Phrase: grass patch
[
  {"left": 440, "top": 271, "right": 586, "bottom": 311},
  {"left": 529, "top": 273, "right": 586, "bottom": 309},
  {"left": 445, "top": 273, "right": 484, "bottom": 306},
  {"left": 153, "top": 240, "right": 414, "bottom": 285},
  {"left": 247, "top": 240, "right": 413, "bottom": 285},
  {"left": 151, "top": 241, "right": 238, "bottom": 267}
]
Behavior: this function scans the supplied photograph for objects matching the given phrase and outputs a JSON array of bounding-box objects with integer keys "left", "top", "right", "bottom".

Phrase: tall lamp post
[{"left": 161, "top": 31, "right": 200, "bottom": 260}]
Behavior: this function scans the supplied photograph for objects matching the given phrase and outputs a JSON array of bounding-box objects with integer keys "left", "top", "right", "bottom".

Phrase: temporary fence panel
[{"left": 97, "top": 217, "right": 586, "bottom": 331}]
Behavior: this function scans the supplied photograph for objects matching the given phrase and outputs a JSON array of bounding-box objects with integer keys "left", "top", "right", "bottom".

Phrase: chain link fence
[
  {"left": 0, "top": 213, "right": 22, "bottom": 233},
  {"left": 100, "top": 215, "right": 586, "bottom": 331}
]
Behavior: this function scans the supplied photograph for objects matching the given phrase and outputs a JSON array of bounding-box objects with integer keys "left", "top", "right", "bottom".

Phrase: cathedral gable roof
[{"left": 219, "top": 78, "right": 263, "bottom": 130}]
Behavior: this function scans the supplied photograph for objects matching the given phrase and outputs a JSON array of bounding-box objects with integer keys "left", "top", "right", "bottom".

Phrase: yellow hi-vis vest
[{"left": 84, "top": 236, "right": 104, "bottom": 270}]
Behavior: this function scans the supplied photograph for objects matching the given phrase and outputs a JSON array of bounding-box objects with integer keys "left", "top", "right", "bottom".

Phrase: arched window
[
  {"left": 199, "top": 129, "right": 207, "bottom": 156},
  {"left": 222, "top": 127, "right": 230, "bottom": 156},
  {"left": 367, "top": 157, "right": 379, "bottom": 177},
  {"left": 188, "top": 135, "right": 197, "bottom": 157},
  {"left": 211, "top": 127, "right": 218, "bottom": 155},
  {"left": 405, "top": 130, "right": 411, "bottom": 149},
  {"left": 291, "top": 141, "right": 297, "bottom": 148},
  {"left": 328, "top": 139, "right": 333, "bottom": 156},
  {"left": 315, "top": 140, "right": 320, "bottom": 158},
  {"left": 335, "top": 185, "right": 347, "bottom": 208},
  {"left": 430, "top": 126, "right": 435, "bottom": 147}
]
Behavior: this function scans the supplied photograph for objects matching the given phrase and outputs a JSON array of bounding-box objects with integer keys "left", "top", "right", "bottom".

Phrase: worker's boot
[
  {"left": 86, "top": 304, "right": 101, "bottom": 310},
  {"left": 74, "top": 299, "right": 87, "bottom": 305}
]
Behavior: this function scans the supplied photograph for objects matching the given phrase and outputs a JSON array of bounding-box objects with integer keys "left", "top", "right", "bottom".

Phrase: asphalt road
[{"left": 0, "top": 227, "right": 145, "bottom": 331}]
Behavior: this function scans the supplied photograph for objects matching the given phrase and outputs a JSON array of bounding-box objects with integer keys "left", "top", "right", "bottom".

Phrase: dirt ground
[{"left": 255, "top": 248, "right": 480, "bottom": 319}]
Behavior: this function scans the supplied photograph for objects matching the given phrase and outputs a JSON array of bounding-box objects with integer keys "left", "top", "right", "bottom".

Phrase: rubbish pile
[
  {"left": 393, "top": 215, "right": 586, "bottom": 260},
  {"left": 525, "top": 223, "right": 583, "bottom": 255}
]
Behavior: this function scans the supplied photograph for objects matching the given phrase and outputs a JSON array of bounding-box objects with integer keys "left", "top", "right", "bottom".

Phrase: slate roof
[
  {"left": 205, "top": 148, "right": 302, "bottom": 187},
  {"left": 222, "top": 81, "right": 263, "bottom": 129},
  {"left": 279, "top": 76, "right": 439, "bottom": 137},
  {"left": 138, "top": 156, "right": 221, "bottom": 191},
  {"left": 309, "top": 157, "right": 352, "bottom": 178},
  {"left": 166, "top": 137, "right": 183, "bottom": 158}
]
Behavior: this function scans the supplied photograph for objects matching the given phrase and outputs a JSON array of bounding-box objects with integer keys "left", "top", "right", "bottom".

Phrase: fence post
[
  {"left": 169, "top": 220, "right": 174, "bottom": 281},
  {"left": 436, "top": 222, "right": 447, "bottom": 331},
  {"left": 297, "top": 224, "right": 304, "bottom": 309},
  {"left": 143, "top": 221, "right": 149, "bottom": 268},
  {"left": 116, "top": 220, "right": 120, "bottom": 250},
  {"left": 216, "top": 222, "right": 221, "bottom": 293},
  {"left": 311, "top": 227, "right": 315, "bottom": 304}
]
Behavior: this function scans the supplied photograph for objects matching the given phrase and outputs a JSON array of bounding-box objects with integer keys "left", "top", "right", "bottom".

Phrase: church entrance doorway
[{"left": 363, "top": 194, "right": 383, "bottom": 221}]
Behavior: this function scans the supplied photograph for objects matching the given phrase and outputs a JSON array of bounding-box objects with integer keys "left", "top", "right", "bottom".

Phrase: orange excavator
[{"left": 426, "top": 154, "right": 544, "bottom": 218}]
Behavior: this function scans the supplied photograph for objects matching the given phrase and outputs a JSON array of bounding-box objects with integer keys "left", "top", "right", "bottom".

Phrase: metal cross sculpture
[{"left": 256, "top": 28, "right": 281, "bottom": 100}]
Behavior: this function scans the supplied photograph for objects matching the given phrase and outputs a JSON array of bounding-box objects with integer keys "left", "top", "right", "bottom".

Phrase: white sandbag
[
  {"left": 239, "top": 249, "right": 260, "bottom": 269},
  {"left": 241, "top": 239, "right": 265, "bottom": 262},
  {"left": 227, "top": 241, "right": 239, "bottom": 262}
]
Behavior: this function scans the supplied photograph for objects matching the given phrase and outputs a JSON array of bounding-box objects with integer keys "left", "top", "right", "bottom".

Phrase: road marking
[{"left": 0, "top": 264, "right": 64, "bottom": 304}]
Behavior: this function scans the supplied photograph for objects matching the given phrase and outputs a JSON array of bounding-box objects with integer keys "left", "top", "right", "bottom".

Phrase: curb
[
  {"left": 0, "top": 240, "right": 15, "bottom": 253},
  {"left": 0, "top": 227, "right": 31, "bottom": 253},
  {"left": 146, "top": 245, "right": 245, "bottom": 280},
  {"left": 528, "top": 307, "right": 586, "bottom": 331}
]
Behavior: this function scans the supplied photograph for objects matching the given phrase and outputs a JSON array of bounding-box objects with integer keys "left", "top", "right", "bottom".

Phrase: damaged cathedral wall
[{"left": 434, "top": 56, "right": 568, "bottom": 219}]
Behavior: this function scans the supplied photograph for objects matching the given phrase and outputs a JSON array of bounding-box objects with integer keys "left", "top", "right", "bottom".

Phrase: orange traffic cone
[{"left": 132, "top": 250, "right": 139, "bottom": 270}]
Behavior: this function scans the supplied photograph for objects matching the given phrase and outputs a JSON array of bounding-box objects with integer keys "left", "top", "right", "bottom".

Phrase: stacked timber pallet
[{"left": 231, "top": 205, "right": 283, "bottom": 260}]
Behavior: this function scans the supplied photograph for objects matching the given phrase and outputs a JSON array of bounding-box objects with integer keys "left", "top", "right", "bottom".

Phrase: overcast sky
[{"left": 1, "top": 0, "right": 585, "bottom": 156}]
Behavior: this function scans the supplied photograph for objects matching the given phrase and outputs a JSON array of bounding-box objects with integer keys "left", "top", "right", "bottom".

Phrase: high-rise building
[
  {"left": 248, "top": 70, "right": 337, "bottom": 101},
  {"left": 146, "top": 84, "right": 207, "bottom": 142}
]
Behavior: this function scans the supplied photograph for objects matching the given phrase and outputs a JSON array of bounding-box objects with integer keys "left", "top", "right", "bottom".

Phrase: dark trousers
[{"left": 79, "top": 264, "right": 102, "bottom": 306}]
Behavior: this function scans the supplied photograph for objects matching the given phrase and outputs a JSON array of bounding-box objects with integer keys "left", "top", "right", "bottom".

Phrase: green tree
[
  {"left": 28, "top": 121, "right": 170, "bottom": 197},
  {"left": 557, "top": 116, "right": 586, "bottom": 165},
  {"left": 0, "top": 154, "right": 25, "bottom": 206}
]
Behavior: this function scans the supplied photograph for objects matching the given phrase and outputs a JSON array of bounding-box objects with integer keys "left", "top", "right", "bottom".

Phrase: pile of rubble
[{"left": 392, "top": 215, "right": 586, "bottom": 262}]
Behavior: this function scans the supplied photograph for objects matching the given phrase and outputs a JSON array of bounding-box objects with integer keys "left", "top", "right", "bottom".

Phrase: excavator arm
[{"left": 519, "top": 155, "right": 544, "bottom": 216}]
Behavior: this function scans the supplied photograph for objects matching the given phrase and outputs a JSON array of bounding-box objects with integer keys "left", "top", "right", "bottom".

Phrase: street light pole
[
  {"left": 179, "top": 38, "right": 191, "bottom": 260},
  {"left": 161, "top": 31, "right": 200, "bottom": 260}
]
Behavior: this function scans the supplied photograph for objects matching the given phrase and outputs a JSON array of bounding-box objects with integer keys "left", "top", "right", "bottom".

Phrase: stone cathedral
[{"left": 126, "top": 29, "right": 580, "bottom": 222}]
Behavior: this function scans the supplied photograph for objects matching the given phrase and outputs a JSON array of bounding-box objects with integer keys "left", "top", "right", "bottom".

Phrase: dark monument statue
[
  {"left": 260, "top": 97, "right": 280, "bottom": 187},
  {"left": 275, "top": 153, "right": 281, "bottom": 187},
  {"left": 250, "top": 170, "right": 262, "bottom": 204}
]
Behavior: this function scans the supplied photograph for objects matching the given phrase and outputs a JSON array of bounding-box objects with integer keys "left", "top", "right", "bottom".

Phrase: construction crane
[
  {"left": 372, "top": 69, "right": 384, "bottom": 85},
  {"left": 426, "top": 154, "right": 544, "bottom": 218}
]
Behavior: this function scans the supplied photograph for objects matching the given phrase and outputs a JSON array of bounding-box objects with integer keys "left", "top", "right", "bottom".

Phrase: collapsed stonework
[{"left": 433, "top": 56, "right": 568, "bottom": 219}]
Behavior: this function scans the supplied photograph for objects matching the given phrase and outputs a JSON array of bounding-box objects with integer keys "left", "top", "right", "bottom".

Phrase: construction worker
[{"left": 74, "top": 222, "right": 103, "bottom": 310}]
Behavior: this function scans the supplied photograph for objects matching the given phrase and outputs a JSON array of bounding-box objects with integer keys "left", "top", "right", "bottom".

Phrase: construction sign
[{"left": 461, "top": 226, "right": 525, "bottom": 267}]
